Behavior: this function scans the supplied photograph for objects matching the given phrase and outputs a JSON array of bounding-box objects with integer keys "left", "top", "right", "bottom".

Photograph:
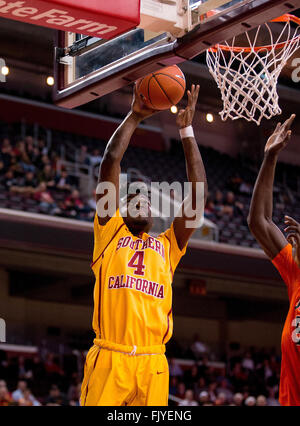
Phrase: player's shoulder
[{"left": 94, "top": 209, "right": 125, "bottom": 228}]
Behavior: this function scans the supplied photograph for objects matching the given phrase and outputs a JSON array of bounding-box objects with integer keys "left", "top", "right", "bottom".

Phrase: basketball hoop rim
[{"left": 209, "top": 14, "right": 300, "bottom": 53}]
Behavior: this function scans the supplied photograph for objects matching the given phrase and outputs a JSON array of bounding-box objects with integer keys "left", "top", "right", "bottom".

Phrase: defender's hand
[
  {"left": 176, "top": 84, "right": 200, "bottom": 129},
  {"left": 265, "top": 114, "right": 295, "bottom": 155},
  {"left": 131, "top": 83, "right": 157, "bottom": 121},
  {"left": 284, "top": 215, "right": 300, "bottom": 264},
  {"left": 284, "top": 215, "right": 300, "bottom": 245}
]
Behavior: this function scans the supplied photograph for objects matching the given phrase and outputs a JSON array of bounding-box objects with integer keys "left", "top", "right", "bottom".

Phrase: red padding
[{"left": 0, "top": 0, "right": 140, "bottom": 39}]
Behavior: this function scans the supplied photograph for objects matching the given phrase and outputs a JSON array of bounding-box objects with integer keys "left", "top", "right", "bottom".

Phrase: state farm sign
[{"left": 0, "top": 0, "right": 140, "bottom": 39}]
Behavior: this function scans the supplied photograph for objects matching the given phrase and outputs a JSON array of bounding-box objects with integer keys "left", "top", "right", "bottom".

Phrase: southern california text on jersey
[{"left": 90, "top": 209, "right": 187, "bottom": 348}]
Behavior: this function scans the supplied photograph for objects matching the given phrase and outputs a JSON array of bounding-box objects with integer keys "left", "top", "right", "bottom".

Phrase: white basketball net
[{"left": 206, "top": 16, "right": 300, "bottom": 125}]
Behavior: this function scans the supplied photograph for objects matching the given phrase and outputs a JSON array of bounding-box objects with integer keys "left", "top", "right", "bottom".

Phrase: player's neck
[{"left": 127, "top": 223, "right": 150, "bottom": 237}]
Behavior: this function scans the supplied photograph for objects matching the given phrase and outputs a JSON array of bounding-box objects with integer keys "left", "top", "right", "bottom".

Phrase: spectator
[
  {"left": 33, "top": 182, "right": 60, "bottom": 215},
  {"left": 2, "top": 169, "right": 18, "bottom": 190},
  {"left": 232, "top": 392, "right": 244, "bottom": 406},
  {"left": 266, "top": 388, "right": 280, "bottom": 406},
  {"left": 12, "top": 380, "right": 29, "bottom": 403},
  {"left": 184, "top": 363, "right": 199, "bottom": 389},
  {"left": 169, "top": 358, "right": 183, "bottom": 378},
  {"left": 230, "top": 362, "right": 248, "bottom": 391},
  {"left": 87, "top": 190, "right": 97, "bottom": 211},
  {"left": 178, "top": 389, "right": 199, "bottom": 406},
  {"left": 239, "top": 181, "right": 252, "bottom": 194},
  {"left": 242, "top": 351, "right": 255, "bottom": 371},
  {"left": 10, "top": 171, "right": 38, "bottom": 194},
  {"left": 194, "top": 376, "right": 207, "bottom": 399},
  {"left": 214, "top": 190, "right": 224, "bottom": 216},
  {"left": 31, "top": 355, "right": 46, "bottom": 380},
  {"left": 63, "top": 189, "right": 90, "bottom": 217},
  {"left": 206, "top": 381, "right": 218, "bottom": 404},
  {"left": 223, "top": 191, "right": 244, "bottom": 217},
  {"left": 0, "top": 380, "right": 12, "bottom": 406},
  {"left": 214, "top": 392, "right": 227, "bottom": 406},
  {"left": 38, "top": 164, "right": 55, "bottom": 187},
  {"left": 216, "top": 378, "right": 233, "bottom": 403},
  {"left": 175, "top": 382, "right": 186, "bottom": 400},
  {"left": 199, "top": 391, "right": 210, "bottom": 406},
  {"left": 88, "top": 149, "right": 102, "bottom": 166},
  {"left": 256, "top": 395, "right": 267, "bottom": 406},
  {"left": 67, "top": 381, "right": 81, "bottom": 406},
  {"left": 55, "top": 169, "right": 72, "bottom": 191},
  {"left": 37, "top": 139, "right": 48, "bottom": 156},
  {"left": 18, "top": 388, "right": 41, "bottom": 406},
  {"left": 198, "top": 356, "right": 210, "bottom": 379},
  {"left": 204, "top": 194, "right": 215, "bottom": 219},
  {"left": 36, "top": 154, "right": 51, "bottom": 171},
  {"left": 45, "top": 385, "right": 69, "bottom": 406},
  {"left": 0, "top": 160, "right": 6, "bottom": 177},
  {"left": 44, "top": 353, "right": 64, "bottom": 376},
  {"left": 227, "top": 173, "right": 243, "bottom": 193},
  {"left": 169, "top": 376, "right": 179, "bottom": 396},
  {"left": 0, "top": 142, "right": 13, "bottom": 169},
  {"left": 78, "top": 145, "right": 90, "bottom": 165},
  {"left": 27, "top": 146, "right": 40, "bottom": 167},
  {"left": 245, "top": 396, "right": 256, "bottom": 406},
  {"left": 190, "top": 334, "right": 209, "bottom": 360}
]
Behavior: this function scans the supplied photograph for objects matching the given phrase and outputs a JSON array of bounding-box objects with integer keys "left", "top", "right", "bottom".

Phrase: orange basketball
[{"left": 137, "top": 65, "right": 186, "bottom": 110}]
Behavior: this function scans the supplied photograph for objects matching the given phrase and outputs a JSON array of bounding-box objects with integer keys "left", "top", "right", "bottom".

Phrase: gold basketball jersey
[{"left": 91, "top": 210, "right": 187, "bottom": 347}]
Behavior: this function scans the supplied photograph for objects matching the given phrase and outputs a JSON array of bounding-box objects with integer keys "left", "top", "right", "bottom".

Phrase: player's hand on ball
[
  {"left": 176, "top": 84, "right": 200, "bottom": 129},
  {"left": 131, "top": 83, "right": 157, "bottom": 121},
  {"left": 265, "top": 114, "right": 296, "bottom": 155}
]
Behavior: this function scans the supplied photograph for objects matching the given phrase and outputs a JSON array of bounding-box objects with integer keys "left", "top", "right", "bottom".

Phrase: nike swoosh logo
[{"left": 157, "top": 371, "right": 164, "bottom": 375}]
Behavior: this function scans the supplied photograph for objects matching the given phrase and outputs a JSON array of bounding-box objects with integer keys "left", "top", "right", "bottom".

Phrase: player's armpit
[
  {"left": 272, "top": 243, "right": 300, "bottom": 298},
  {"left": 160, "top": 223, "right": 188, "bottom": 275},
  {"left": 172, "top": 215, "right": 196, "bottom": 251}
]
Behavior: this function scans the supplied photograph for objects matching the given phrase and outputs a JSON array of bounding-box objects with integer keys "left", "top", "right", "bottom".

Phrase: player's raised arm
[
  {"left": 173, "top": 85, "right": 208, "bottom": 250},
  {"left": 96, "top": 85, "right": 157, "bottom": 225},
  {"left": 247, "top": 114, "right": 296, "bottom": 259}
]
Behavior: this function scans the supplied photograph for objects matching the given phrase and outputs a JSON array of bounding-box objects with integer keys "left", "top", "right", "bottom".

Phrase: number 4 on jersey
[{"left": 128, "top": 251, "right": 145, "bottom": 276}]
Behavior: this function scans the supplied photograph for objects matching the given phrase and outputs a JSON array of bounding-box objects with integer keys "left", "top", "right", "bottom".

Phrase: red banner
[{"left": 0, "top": 0, "right": 140, "bottom": 39}]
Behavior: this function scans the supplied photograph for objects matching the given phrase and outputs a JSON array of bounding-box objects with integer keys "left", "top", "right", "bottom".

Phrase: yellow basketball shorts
[{"left": 80, "top": 340, "right": 169, "bottom": 406}]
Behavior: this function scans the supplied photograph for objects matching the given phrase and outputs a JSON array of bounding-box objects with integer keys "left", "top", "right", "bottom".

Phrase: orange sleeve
[
  {"left": 160, "top": 223, "right": 188, "bottom": 276},
  {"left": 272, "top": 244, "right": 299, "bottom": 298}
]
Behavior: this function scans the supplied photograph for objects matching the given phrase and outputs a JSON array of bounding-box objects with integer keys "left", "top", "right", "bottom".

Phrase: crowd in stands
[
  {"left": 167, "top": 337, "right": 281, "bottom": 406},
  {"left": 0, "top": 337, "right": 281, "bottom": 406},
  {"left": 0, "top": 135, "right": 97, "bottom": 220},
  {"left": 1, "top": 122, "right": 300, "bottom": 248}
]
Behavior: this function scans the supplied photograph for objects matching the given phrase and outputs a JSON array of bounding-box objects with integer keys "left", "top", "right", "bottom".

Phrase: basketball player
[
  {"left": 248, "top": 114, "right": 300, "bottom": 406},
  {"left": 80, "top": 84, "right": 207, "bottom": 406}
]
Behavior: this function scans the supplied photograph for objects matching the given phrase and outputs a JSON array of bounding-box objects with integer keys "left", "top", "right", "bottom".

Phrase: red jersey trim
[
  {"left": 164, "top": 234, "right": 174, "bottom": 278},
  {"left": 98, "top": 258, "right": 104, "bottom": 339},
  {"left": 83, "top": 348, "right": 101, "bottom": 406},
  {"left": 91, "top": 222, "right": 125, "bottom": 268},
  {"left": 162, "top": 308, "right": 172, "bottom": 344}
]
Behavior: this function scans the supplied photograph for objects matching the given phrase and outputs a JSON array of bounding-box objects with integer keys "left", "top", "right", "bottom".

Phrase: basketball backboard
[{"left": 54, "top": 0, "right": 300, "bottom": 108}]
